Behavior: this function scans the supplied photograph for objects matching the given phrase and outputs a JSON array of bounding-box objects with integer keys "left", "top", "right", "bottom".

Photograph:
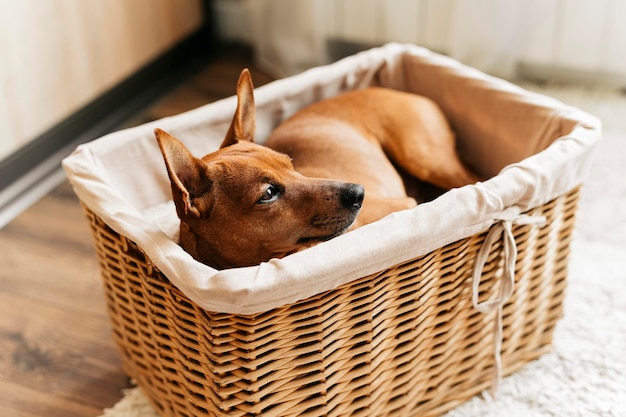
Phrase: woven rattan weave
[{"left": 83, "top": 187, "right": 579, "bottom": 417}]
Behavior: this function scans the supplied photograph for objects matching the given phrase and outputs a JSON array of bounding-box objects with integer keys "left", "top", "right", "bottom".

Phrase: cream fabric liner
[{"left": 62, "top": 43, "right": 600, "bottom": 315}]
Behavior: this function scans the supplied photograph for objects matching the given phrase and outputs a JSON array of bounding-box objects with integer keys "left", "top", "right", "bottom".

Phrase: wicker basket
[
  {"left": 83, "top": 187, "right": 578, "bottom": 417},
  {"left": 64, "top": 44, "right": 600, "bottom": 417}
]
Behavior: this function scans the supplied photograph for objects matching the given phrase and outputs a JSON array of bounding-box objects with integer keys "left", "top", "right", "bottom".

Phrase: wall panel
[
  {"left": 605, "top": 0, "right": 626, "bottom": 74},
  {"left": 556, "top": 0, "right": 610, "bottom": 71},
  {"left": 0, "top": 0, "right": 203, "bottom": 161}
]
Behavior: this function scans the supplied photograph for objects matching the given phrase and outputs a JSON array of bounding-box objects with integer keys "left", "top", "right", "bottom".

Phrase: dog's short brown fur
[{"left": 155, "top": 69, "right": 478, "bottom": 269}]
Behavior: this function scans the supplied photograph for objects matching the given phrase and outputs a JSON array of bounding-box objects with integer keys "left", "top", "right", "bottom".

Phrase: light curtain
[{"left": 247, "top": 0, "right": 528, "bottom": 79}]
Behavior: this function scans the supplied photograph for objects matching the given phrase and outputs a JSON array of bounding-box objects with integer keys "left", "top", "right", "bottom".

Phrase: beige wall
[{"left": 0, "top": 0, "right": 203, "bottom": 161}]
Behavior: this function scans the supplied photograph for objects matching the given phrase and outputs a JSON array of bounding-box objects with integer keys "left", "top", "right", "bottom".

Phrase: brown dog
[{"left": 155, "top": 69, "right": 478, "bottom": 269}]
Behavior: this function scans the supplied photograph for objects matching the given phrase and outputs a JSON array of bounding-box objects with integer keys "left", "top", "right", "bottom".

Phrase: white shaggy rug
[{"left": 99, "top": 84, "right": 626, "bottom": 417}]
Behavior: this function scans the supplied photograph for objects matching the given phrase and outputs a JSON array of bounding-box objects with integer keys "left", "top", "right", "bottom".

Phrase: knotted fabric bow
[{"left": 471, "top": 207, "right": 547, "bottom": 395}]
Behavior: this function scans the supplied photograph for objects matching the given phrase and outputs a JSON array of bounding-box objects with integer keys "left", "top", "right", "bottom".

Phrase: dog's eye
[{"left": 258, "top": 184, "right": 281, "bottom": 204}]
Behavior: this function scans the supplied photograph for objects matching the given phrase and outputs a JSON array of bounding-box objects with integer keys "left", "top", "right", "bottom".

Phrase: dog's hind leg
[{"left": 382, "top": 97, "right": 480, "bottom": 190}]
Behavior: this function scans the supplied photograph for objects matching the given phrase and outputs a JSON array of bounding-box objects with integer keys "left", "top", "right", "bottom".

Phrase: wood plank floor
[{"left": 0, "top": 46, "right": 273, "bottom": 417}]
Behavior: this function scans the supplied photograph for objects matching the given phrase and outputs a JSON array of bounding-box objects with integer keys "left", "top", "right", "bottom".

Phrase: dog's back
[{"left": 266, "top": 87, "right": 477, "bottom": 227}]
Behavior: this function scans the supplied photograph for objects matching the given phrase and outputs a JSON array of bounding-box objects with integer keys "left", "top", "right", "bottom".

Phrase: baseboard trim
[
  {"left": 0, "top": 159, "right": 68, "bottom": 229},
  {"left": 0, "top": 14, "right": 220, "bottom": 228},
  {"left": 517, "top": 61, "right": 626, "bottom": 90}
]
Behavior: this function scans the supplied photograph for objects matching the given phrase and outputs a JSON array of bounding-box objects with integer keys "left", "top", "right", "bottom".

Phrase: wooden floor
[{"left": 0, "top": 47, "right": 273, "bottom": 417}]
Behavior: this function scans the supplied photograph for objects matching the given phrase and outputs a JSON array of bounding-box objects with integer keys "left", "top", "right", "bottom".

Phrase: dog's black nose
[{"left": 340, "top": 183, "right": 365, "bottom": 210}]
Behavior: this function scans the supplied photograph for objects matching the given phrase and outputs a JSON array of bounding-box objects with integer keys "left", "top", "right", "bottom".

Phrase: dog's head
[{"left": 155, "top": 69, "right": 363, "bottom": 269}]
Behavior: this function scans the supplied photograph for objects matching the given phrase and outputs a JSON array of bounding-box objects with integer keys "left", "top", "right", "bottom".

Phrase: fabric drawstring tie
[{"left": 471, "top": 207, "right": 547, "bottom": 395}]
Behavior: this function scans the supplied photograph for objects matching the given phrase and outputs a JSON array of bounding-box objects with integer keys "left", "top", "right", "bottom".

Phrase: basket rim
[{"left": 64, "top": 43, "right": 600, "bottom": 315}]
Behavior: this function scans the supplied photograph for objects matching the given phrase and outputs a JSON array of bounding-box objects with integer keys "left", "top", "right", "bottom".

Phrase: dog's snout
[{"left": 340, "top": 183, "right": 365, "bottom": 210}]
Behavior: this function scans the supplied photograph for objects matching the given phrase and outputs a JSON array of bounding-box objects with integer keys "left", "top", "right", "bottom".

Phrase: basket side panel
[
  {"left": 83, "top": 208, "right": 224, "bottom": 416},
  {"left": 500, "top": 187, "right": 578, "bottom": 368}
]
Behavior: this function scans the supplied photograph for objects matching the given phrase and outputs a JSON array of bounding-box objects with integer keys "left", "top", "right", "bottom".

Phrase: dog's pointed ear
[
  {"left": 155, "top": 128, "right": 212, "bottom": 218},
  {"left": 221, "top": 68, "right": 256, "bottom": 148}
]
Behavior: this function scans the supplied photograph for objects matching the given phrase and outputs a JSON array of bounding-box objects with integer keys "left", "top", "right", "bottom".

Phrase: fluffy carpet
[{"left": 99, "top": 83, "right": 626, "bottom": 417}]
